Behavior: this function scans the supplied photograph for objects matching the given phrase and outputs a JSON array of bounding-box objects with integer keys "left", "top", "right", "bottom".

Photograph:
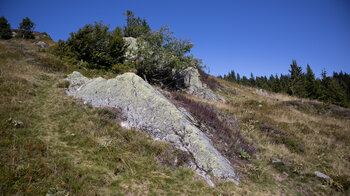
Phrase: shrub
[
  {"left": 0, "top": 16, "right": 12, "bottom": 39},
  {"left": 239, "top": 149, "right": 250, "bottom": 160},
  {"left": 134, "top": 25, "right": 203, "bottom": 86},
  {"left": 113, "top": 62, "right": 136, "bottom": 74},
  {"left": 54, "top": 22, "right": 127, "bottom": 70},
  {"left": 16, "top": 17, "right": 35, "bottom": 39}
]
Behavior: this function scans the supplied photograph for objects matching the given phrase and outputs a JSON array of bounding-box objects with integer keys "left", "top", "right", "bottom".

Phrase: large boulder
[
  {"left": 174, "top": 67, "right": 225, "bottom": 102},
  {"left": 65, "top": 71, "right": 239, "bottom": 186}
]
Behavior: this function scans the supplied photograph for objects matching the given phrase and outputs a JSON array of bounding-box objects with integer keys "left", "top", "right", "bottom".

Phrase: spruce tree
[
  {"left": 288, "top": 60, "right": 306, "bottom": 97},
  {"left": 0, "top": 16, "right": 12, "bottom": 39},
  {"left": 17, "top": 17, "right": 35, "bottom": 39},
  {"left": 249, "top": 72, "right": 255, "bottom": 86},
  {"left": 305, "top": 64, "right": 317, "bottom": 99},
  {"left": 123, "top": 10, "right": 151, "bottom": 38}
]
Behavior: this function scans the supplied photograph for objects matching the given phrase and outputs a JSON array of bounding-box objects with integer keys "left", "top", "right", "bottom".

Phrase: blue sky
[{"left": 1, "top": 0, "right": 350, "bottom": 78}]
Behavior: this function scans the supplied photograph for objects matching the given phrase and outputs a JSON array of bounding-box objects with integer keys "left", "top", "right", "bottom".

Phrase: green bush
[
  {"left": 54, "top": 21, "right": 127, "bottom": 70},
  {"left": 134, "top": 25, "right": 203, "bottom": 86},
  {"left": 113, "top": 62, "right": 136, "bottom": 74},
  {"left": 0, "top": 16, "right": 12, "bottom": 39}
]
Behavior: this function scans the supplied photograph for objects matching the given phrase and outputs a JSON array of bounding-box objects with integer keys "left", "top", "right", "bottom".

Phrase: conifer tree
[
  {"left": 0, "top": 16, "right": 12, "bottom": 39},
  {"left": 236, "top": 73, "right": 241, "bottom": 83},
  {"left": 288, "top": 60, "right": 306, "bottom": 97},
  {"left": 123, "top": 10, "right": 151, "bottom": 38},
  {"left": 305, "top": 64, "right": 317, "bottom": 98},
  {"left": 17, "top": 17, "right": 35, "bottom": 39}
]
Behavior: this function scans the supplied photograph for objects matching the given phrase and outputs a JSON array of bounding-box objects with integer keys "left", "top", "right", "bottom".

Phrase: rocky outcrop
[
  {"left": 255, "top": 89, "right": 269, "bottom": 97},
  {"left": 174, "top": 67, "right": 225, "bottom": 102},
  {"left": 35, "top": 41, "right": 49, "bottom": 48},
  {"left": 123, "top": 37, "right": 138, "bottom": 61},
  {"left": 65, "top": 71, "right": 239, "bottom": 186}
]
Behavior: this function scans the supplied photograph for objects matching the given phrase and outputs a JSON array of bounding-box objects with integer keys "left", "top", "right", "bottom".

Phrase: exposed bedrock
[{"left": 65, "top": 71, "right": 239, "bottom": 185}]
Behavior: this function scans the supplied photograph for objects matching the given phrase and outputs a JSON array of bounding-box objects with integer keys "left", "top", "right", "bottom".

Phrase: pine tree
[
  {"left": 236, "top": 73, "right": 241, "bottom": 83},
  {"left": 0, "top": 16, "right": 12, "bottom": 39},
  {"left": 319, "top": 70, "right": 348, "bottom": 106},
  {"left": 305, "top": 64, "right": 317, "bottom": 99},
  {"left": 123, "top": 10, "right": 151, "bottom": 38},
  {"left": 17, "top": 17, "right": 35, "bottom": 39},
  {"left": 288, "top": 60, "right": 306, "bottom": 97},
  {"left": 249, "top": 72, "right": 255, "bottom": 86}
]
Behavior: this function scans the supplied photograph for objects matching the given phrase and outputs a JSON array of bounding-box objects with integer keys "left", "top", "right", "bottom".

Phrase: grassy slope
[{"left": 0, "top": 39, "right": 349, "bottom": 195}]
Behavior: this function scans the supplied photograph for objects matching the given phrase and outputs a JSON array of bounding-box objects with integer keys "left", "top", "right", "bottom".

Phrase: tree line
[
  {"left": 0, "top": 16, "right": 36, "bottom": 39},
  {"left": 219, "top": 60, "right": 350, "bottom": 108}
]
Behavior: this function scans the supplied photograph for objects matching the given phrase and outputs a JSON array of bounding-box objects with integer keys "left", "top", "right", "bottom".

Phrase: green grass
[
  {"left": 0, "top": 40, "right": 234, "bottom": 195},
  {"left": 1, "top": 39, "right": 350, "bottom": 195}
]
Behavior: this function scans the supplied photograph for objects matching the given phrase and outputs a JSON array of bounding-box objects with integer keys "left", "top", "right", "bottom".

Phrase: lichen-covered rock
[
  {"left": 123, "top": 37, "right": 138, "bottom": 60},
  {"left": 255, "top": 89, "right": 269, "bottom": 97},
  {"left": 35, "top": 41, "right": 49, "bottom": 48},
  {"left": 174, "top": 67, "right": 225, "bottom": 102},
  {"left": 65, "top": 71, "right": 239, "bottom": 185}
]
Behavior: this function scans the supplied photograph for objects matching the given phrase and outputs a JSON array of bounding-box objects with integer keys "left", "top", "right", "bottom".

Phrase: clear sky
[{"left": 1, "top": 0, "right": 350, "bottom": 78}]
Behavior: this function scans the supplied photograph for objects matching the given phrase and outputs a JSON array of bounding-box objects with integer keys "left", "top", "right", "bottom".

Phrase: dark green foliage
[
  {"left": 123, "top": 10, "right": 151, "bottom": 38},
  {"left": 220, "top": 60, "right": 350, "bottom": 108},
  {"left": 16, "top": 17, "right": 35, "bottom": 39},
  {"left": 54, "top": 22, "right": 127, "bottom": 70},
  {"left": 288, "top": 60, "right": 306, "bottom": 97},
  {"left": 134, "top": 25, "right": 203, "bottom": 86},
  {"left": 0, "top": 16, "right": 12, "bottom": 39},
  {"left": 317, "top": 70, "right": 347, "bottom": 107},
  {"left": 305, "top": 64, "right": 317, "bottom": 99}
]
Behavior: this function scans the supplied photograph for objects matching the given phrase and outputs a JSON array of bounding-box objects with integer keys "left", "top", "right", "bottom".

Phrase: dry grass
[
  {"left": 1, "top": 39, "right": 349, "bottom": 195},
  {"left": 211, "top": 76, "right": 350, "bottom": 195},
  {"left": 0, "top": 40, "right": 222, "bottom": 195}
]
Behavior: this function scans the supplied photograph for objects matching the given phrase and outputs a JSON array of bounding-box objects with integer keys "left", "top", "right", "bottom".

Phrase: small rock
[
  {"left": 6, "top": 117, "right": 24, "bottom": 128},
  {"left": 314, "top": 171, "right": 330, "bottom": 179},
  {"left": 271, "top": 158, "right": 284, "bottom": 164},
  {"left": 258, "top": 104, "right": 263, "bottom": 108},
  {"left": 36, "top": 41, "right": 49, "bottom": 48},
  {"left": 282, "top": 172, "right": 289, "bottom": 177},
  {"left": 255, "top": 89, "right": 269, "bottom": 97}
]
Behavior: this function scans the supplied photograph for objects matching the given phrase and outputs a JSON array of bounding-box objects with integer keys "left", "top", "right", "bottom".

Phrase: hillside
[{"left": 1, "top": 39, "right": 350, "bottom": 195}]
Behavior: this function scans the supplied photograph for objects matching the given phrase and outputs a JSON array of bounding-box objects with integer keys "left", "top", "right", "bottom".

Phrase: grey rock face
[
  {"left": 174, "top": 67, "right": 225, "bottom": 102},
  {"left": 255, "top": 89, "right": 269, "bottom": 97},
  {"left": 65, "top": 71, "right": 239, "bottom": 185}
]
